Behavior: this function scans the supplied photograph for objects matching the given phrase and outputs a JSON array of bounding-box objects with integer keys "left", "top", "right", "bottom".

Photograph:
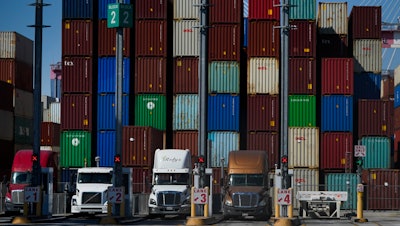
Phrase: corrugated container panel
[
  {"left": 40, "top": 122, "right": 61, "bottom": 146},
  {"left": 173, "top": 20, "right": 200, "bottom": 57},
  {"left": 243, "top": 18, "right": 248, "bottom": 47},
  {"left": 324, "top": 173, "right": 358, "bottom": 210},
  {"left": 0, "top": 59, "right": 33, "bottom": 91},
  {"left": 132, "top": 167, "right": 152, "bottom": 193},
  {"left": 0, "top": 81, "right": 14, "bottom": 111},
  {"left": 97, "top": 93, "right": 130, "bottom": 130},
  {"left": 135, "top": 20, "right": 167, "bottom": 57},
  {"left": 60, "top": 168, "right": 78, "bottom": 183},
  {"left": 173, "top": 131, "right": 199, "bottom": 159},
  {"left": 41, "top": 96, "right": 57, "bottom": 110},
  {"left": 98, "top": 20, "right": 131, "bottom": 57},
  {"left": 97, "top": 130, "right": 116, "bottom": 167},
  {"left": 321, "top": 58, "right": 354, "bottom": 95},
  {"left": 62, "top": 0, "right": 93, "bottom": 19},
  {"left": 395, "top": 85, "right": 400, "bottom": 109},
  {"left": 395, "top": 107, "right": 400, "bottom": 130},
  {"left": 289, "top": 0, "right": 316, "bottom": 20},
  {"left": 209, "top": 61, "right": 240, "bottom": 93},
  {"left": 395, "top": 65, "right": 400, "bottom": 87},
  {"left": 173, "top": 57, "right": 199, "bottom": 94},
  {"left": 320, "top": 132, "right": 353, "bottom": 170},
  {"left": 60, "top": 131, "right": 92, "bottom": 168},
  {"left": 173, "top": 94, "right": 199, "bottom": 130},
  {"left": 354, "top": 73, "right": 381, "bottom": 101},
  {"left": 211, "top": 167, "right": 223, "bottom": 195},
  {"left": 289, "top": 58, "right": 316, "bottom": 95},
  {"left": 98, "top": 57, "right": 131, "bottom": 93},
  {"left": 381, "top": 75, "right": 394, "bottom": 100},
  {"left": 98, "top": 0, "right": 131, "bottom": 19},
  {"left": 135, "top": 0, "right": 167, "bottom": 19},
  {"left": 353, "top": 39, "right": 382, "bottom": 73},
  {"left": 60, "top": 94, "right": 93, "bottom": 131},
  {"left": 358, "top": 99, "right": 394, "bottom": 137},
  {"left": 247, "top": 94, "right": 279, "bottom": 132},
  {"left": 209, "top": 0, "right": 242, "bottom": 24},
  {"left": 49, "top": 102, "right": 61, "bottom": 124},
  {"left": 292, "top": 168, "right": 319, "bottom": 209},
  {"left": 0, "top": 110, "right": 14, "bottom": 141},
  {"left": 208, "top": 131, "right": 240, "bottom": 167},
  {"left": 173, "top": 0, "right": 200, "bottom": 19},
  {"left": 62, "top": 57, "right": 93, "bottom": 93},
  {"left": 395, "top": 130, "right": 400, "bottom": 162},
  {"left": 289, "top": 20, "right": 316, "bottom": 57},
  {"left": 360, "top": 136, "right": 391, "bottom": 169},
  {"left": 247, "top": 20, "right": 280, "bottom": 57},
  {"left": 0, "top": 139, "right": 14, "bottom": 176},
  {"left": 62, "top": 20, "right": 93, "bottom": 56},
  {"left": 208, "top": 94, "right": 240, "bottom": 131},
  {"left": 122, "top": 126, "right": 165, "bottom": 167},
  {"left": 317, "top": 2, "right": 348, "bottom": 35},
  {"left": 0, "top": 32, "right": 33, "bottom": 64},
  {"left": 246, "top": 132, "right": 279, "bottom": 170},
  {"left": 134, "top": 57, "right": 166, "bottom": 94},
  {"left": 349, "top": 6, "right": 381, "bottom": 39},
  {"left": 321, "top": 95, "right": 353, "bottom": 132},
  {"left": 317, "top": 34, "right": 349, "bottom": 58},
  {"left": 248, "top": 0, "right": 280, "bottom": 20},
  {"left": 243, "top": 0, "right": 248, "bottom": 17},
  {"left": 247, "top": 57, "right": 279, "bottom": 94},
  {"left": 134, "top": 94, "right": 166, "bottom": 130},
  {"left": 14, "top": 89, "right": 33, "bottom": 118},
  {"left": 208, "top": 24, "right": 241, "bottom": 61},
  {"left": 288, "top": 127, "right": 319, "bottom": 168},
  {"left": 288, "top": 95, "right": 316, "bottom": 127},
  {"left": 363, "top": 169, "right": 400, "bottom": 210}
]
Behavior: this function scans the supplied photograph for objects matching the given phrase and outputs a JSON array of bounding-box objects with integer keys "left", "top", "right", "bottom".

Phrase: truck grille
[
  {"left": 11, "top": 190, "right": 24, "bottom": 204},
  {"left": 157, "top": 191, "right": 181, "bottom": 206},
  {"left": 232, "top": 193, "right": 258, "bottom": 208},
  {"left": 82, "top": 192, "right": 102, "bottom": 204}
]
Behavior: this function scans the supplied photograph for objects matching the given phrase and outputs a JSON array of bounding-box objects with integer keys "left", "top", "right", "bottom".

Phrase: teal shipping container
[
  {"left": 360, "top": 136, "right": 391, "bottom": 169},
  {"left": 290, "top": 0, "right": 316, "bottom": 20},
  {"left": 208, "top": 131, "right": 240, "bottom": 168},
  {"left": 135, "top": 94, "right": 166, "bottom": 130},
  {"left": 288, "top": 95, "right": 316, "bottom": 127},
  {"left": 208, "top": 61, "right": 240, "bottom": 93},
  {"left": 325, "top": 173, "right": 358, "bottom": 210},
  {"left": 173, "top": 94, "right": 199, "bottom": 130},
  {"left": 60, "top": 131, "right": 92, "bottom": 167}
]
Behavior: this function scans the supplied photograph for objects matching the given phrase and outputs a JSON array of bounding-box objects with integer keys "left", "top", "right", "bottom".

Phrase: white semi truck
[{"left": 148, "top": 149, "right": 192, "bottom": 216}]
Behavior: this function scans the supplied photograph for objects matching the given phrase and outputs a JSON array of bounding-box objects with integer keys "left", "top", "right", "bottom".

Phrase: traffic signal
[
  {"left": 31, "top": 154, "right": 38, "bottom": 162},
  {"left": 114, "top": 154, "right": 121, "bottom": 163},
  {"left": 356, "top": 158, "right": 363, "bottom": 167},
  {"left": 281, "top": 155, "right": 288, "bottom": 165},
  {"left": 197, "top": 155, "right": 206, "bottom": 165}
]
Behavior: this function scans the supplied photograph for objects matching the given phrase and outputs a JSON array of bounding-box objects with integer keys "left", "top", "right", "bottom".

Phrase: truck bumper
[
  {"left": 71, "top": 205, "right": 108, "bottom": 214},
  {"left": 5, "top": 202, "right": 23, "bottom": 213},
  {"left": 149, "top": 205, "right": 190, "bottom": 215},
  {"left": 223, "top": 205, "right": 266, "bottom": 217}
]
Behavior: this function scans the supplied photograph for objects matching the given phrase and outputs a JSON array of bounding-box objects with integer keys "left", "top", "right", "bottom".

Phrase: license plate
[{"left": 166, "top": 207, "right": 173, "bottom": 211}]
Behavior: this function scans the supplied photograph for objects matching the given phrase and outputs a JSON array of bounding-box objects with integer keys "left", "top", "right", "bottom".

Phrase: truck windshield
[
  {"left": 11, "top": 172, "right": 32, "bottom": 184},
  {"left": 229, "top": 174, "right": 264, "bottom": 186},
  {"left": 78, "top": 173, "right": 112, "bottom": 184},
  {"left": 155, "top": 173, "right": 189, "bottom": 185}
]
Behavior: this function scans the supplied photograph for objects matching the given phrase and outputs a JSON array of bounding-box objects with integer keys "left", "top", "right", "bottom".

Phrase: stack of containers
[
  {"left": 41, "top": 96, "right": 61, "bottom": 153},
  {"left": 287, "top": 0, "right": 319, "bottom": 210},
  {"left": 61, "top": 0, "right": 94, "bottom": 168},
  {"left": 394, "top": 66, "right": 400, "bottom": 166},
  {"left": 96, "top": 0, "right": 131, "bottom": 167},
  {"left": 207, "top": 0, "right": 242, "bottom": 171},
  {"left": 245, "top": 0, "right": 280, "bottom": 172}
]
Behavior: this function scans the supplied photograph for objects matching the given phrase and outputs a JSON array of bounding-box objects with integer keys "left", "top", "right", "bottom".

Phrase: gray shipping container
[
  {"left": 0, "top": 32, "right": 33, "bottom": 65},
  {"left": 317, "top": 2, "right": 348, "bottom": 35}
]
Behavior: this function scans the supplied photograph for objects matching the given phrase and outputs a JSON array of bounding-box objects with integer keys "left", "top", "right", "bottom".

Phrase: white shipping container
[
  {"left": 173, "top": 20, "right": 200, "bottom": 57},
  {"left": 247, "top": 57, "right": 279, "bottom": 94},
  {"left": 353, "top": 39, "right": 382, "bottom": 73},
  {"left": 173, "top": 0, "right": 200, "bottom": 19},
  {"left": 288, "top": 127, "right": 319, "bottom": 168},
  {"left": 292, "top": 168, "right": 319, "bottom": 209},
  {"left": 0, "top": 110, "right": 14, "bottom": 141},
  {"left": 0, "top": 32, "right": 33, "bottom": 64},
  {"left": 14, "top": 88, "right": 33, "bottom": 118},
  {"left": 49, "top": 102, "right": 61, "bottom": 124},
  {"left": 395, "top": 64, "right": 400, "bottom": 87},
  {"left": 317, "top": 2, "right": 348, "bottom": 35}
]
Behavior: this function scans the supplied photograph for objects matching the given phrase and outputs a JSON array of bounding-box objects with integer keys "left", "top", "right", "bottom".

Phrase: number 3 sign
[{"left": 193, "top": 188, "right": 208, "bottom": 204}]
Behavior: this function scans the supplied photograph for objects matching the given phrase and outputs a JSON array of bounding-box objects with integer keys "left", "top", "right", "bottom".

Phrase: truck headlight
[
  {"left": 224, "top": 199, "right": 233, "bottom": 206},
  {"left": 5, "top": 197, "right": 11, "bottom": 203},
  {"left": 149, "top": 198, "right": 156, "bottom": 205},
  {"left": 72, "top": 198, "right": 77, "bottom": 206}
]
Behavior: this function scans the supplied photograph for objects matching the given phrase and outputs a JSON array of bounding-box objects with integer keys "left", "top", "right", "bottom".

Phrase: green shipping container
[
  {"left": 135, "top": 94, "right": 166, "bottom": 130},
  {"left": 289, "top": 95, "right": 316, "bottom": 127},
  {"left": 325, "top": 173, "right": 358, "bottom": 210},
  {"left": 60, "top": 131, "right": 92, "bottom": 167}
]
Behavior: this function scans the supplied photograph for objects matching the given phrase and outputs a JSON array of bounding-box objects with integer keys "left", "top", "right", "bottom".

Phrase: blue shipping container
[
  {"left": 209, "top": 61, "right": 240, "bottom": 93},
  {"left": 321, "top": 95, "right": 353, "bottom": 132},
  {"left": 243, "top": 18, "right": 248, "bottom": 47},
  {"left": 97, "top": 130, "right": 116, "bottom": 167},
  {"left": 98, "top": 57, "right": 131, "bottom": 93},
  {"left": 173, "top": 94, "right": 199, "bottom": 130},
  {"left": 354, "top": 72, "right": 381, "bottom": 101},
  {"left": 62, "top": 0, "right": 93, "bottom": 19},
  {"left": 360, "top": 136, "right": 391, "bottom": 169},
  {"left": 99, "top": 0, "right": 131, "bottom": 19},
  {"left": 208, "top": 131, "right": 240, "bottom": 167},
  {"left": 97, "top": 93, "right": 129, "bottom": 130},
  {"left": 208, "top": 94, "right": 240, "bottom": 131},
  {"left": 394, "top": 84, "right": 400, "bottom": 108}
]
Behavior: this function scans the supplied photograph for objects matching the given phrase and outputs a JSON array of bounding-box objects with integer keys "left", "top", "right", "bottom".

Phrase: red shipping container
[
  {"left": 61, "top": 93, "right": 93, "bottom": 131},
  {"left": 62, "top": 20, "right": 93, "bottom": 56},
  {"left": 349, "top": 6, "right": 381, "bottom": 39},
  {"left": 394, "top": 129, "right": 400, "bottom": 165},
  {"left": 40, "top": 122, "right": 61, "bottom": 146},
  {"left": 0, "top": 81, "right": 14, "bottom": 111},
  {"left": 247, "top": 20, "right": 280, "bottom": 57},
  {"left": 247, "top": 94, "right": 279, "bottom": 132},
  {"left": 0, "top": 59, "right": 33, "bottom": 91},
  {"left": 289, "top": 58, "right": 316, "bottom": 95},
  {"left": 321, "top": 58, "right": 354, "bottom": 95},
  {"left": 98, "top": 20, "right": 131, "bottom": 57},
  {"left": 289, "top": 20, "right": 316, "bottom": 57},
  {"left": 246, "top": 131, "right": 279, "bottom": 170},
  {"left": 317, "top": 34, "right": 349, "bottom": 57},
  {"left": 208, "top": 24, "right": 241, "bottom": 61},
  {"left": 122, "top": 126, "right": 165, "bottom": 167},
  {"left": 135, "top": 20, "right": 167, "bottom": 57},
  {"left": 62, "top": 56, "right": 93, "bottom": 93},
  {"left": 248, "top": 0, "right": 280, "bottom": 20},
  {"left": 381, "top": 75, "right": 394, "bottom": 100},
  {"left": 173, "top": 131, "right": 199, "bottom": 166},
  {"left": 132, "top": 167, "right": 152, "bottom": 193},
  {"left": 135, "top": 57, "right": 167, "bottom": 94},
  {"left": 358, "top": 99, "right": 394, "bottom": 137},
  {"left": 395, "top": 107, "right": 400, "bottom": 130},
  {"left": 209, "top": 0, "right": 242, "bottom": 24},
  {"left": 212, "top": 167, "right": 224, "bottom": 194},
  {"left": 135, "top": 0, "right": 167, "bottom": 20},
  {"left": 173, "top": 57, "right": 199, "bottom": 94},
  {"left": 320, "top": 132, "right": 353, "bottom": 170}
]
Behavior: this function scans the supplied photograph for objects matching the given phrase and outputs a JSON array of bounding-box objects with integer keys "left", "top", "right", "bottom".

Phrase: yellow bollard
[
  {"left": 107, "top": 202, "right": 112, "bottom": 216},
  {"left": 191, "top": 187, "right": 195, "bottom": 217},
  {"left": 120, "top": 201, "right": 125, "bottom": 217},
  {"left": 288, "top": 188, "right": 293, "bottom": 218},
  {"left": 23, "top": 202, "right": 29, "bottom": 217},
  {"left": 355, "top": 184, "right": 368, "bottom": 223},
  {"left": 275, "top": 187, "right": 280, "bottom": 218},
  {"left": 203, "top": 187, "right": 209, "bottom": 217}
]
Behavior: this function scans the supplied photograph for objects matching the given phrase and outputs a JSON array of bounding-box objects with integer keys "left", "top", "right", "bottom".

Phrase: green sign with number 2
[{"left": 107, "top": 3, "right": 133, "bottom": 28}]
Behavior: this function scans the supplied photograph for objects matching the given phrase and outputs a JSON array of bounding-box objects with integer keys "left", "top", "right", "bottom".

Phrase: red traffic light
[
  {"left": 197, "top": 156, "right": 205, "bottom": 164},
  {"left": 281, "top": 155, "right": 288, "bottom": 164},
  {"left": 114, "top": 154, "right": 121, "bottom": 163},
  {"left": 31, "top": 154, "right": 38, "bottom": 162}
]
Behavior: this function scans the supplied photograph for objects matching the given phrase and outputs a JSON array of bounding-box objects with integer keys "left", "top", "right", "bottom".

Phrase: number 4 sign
[
  {"left": 277, "top": 188, "right": 292, "bottom": 205},
  {"left": 108, "top": 186, "right": 125, "bottom": 204}
]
